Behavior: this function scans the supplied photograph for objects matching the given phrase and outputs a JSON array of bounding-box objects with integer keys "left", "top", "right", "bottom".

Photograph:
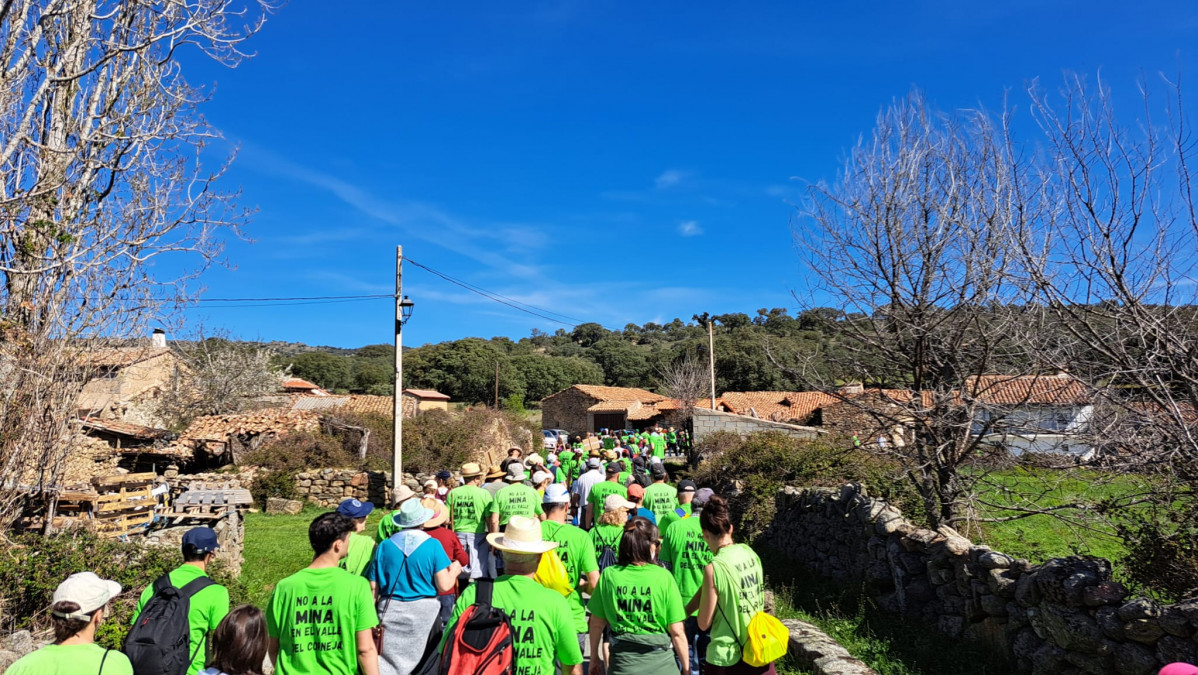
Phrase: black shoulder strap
[
  {"left": 179, "top": 576, "right": 216, "bottom": 599},
  {"left": 98, "top": 648, "right": 109, "bottom": 675},
  {"left": 151, "top": 574, "right": 174, "bottom": 594},
  {"left": 477, "top": 578, "right": 494, "bottom": 608}
]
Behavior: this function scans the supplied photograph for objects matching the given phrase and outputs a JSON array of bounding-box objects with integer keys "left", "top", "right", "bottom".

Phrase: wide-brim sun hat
[
  {"left": 460, "top": 462, "right": 484, "bottom": 478},
  {"left": 505, "top": 465, "right": 528, "bottom": 482},
  {"left": 486, "top": 464, "right": 506, "bottom": 479},
  {"left": 420, "top": 497, "right": 449, "bottom": 529},
  {"left": 392, "top": 484, "right": 416, "bottom": 506},
  {"left": 525, "top": 453, "right": 544, "bottom": 467},
  {"left": 393, "top": 497, "right": 434, "bottom": 529},
  {"left": 486, "top": 515, "right": 559, "bottom": 554}
]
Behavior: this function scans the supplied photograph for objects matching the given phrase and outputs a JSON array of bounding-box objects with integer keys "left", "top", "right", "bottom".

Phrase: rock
[
  {"left": 1082, "top": 581, "right": 1128, "bottom": 607},
  {"left": 1113, "top": 641, "right": 1159, "bottom": 675},
  {"left": 1063, "top": 649, "right": 1110, "bottom": 675},
  {"left": 1036, "top": 557, "right": 1110, "bottom": 607},
  {"left": 1037, "top": 602, "right": 1105, "bottom": 652},
  {"left": 1159, "top": 605, "right": 1192, "bottom": 638},
  {"left": 1157, "top": 634, "right": 1198, "bottom": 666},
  {"left": 1123, "top": 619, "right": 1166, "bottom": 644},
  {"left": 980, "top": 592, "right": 1008, "bottom": 617},
  {"left": 763, "top": 589, "right": 775, "bottom": 614},
  {"left": 3, "top": 631, "right": 33, "bottom": 655},
  {"left": 987, "top": 568, "right": 1018, "bottom": 597},
  {"left": 1029, "top": 643, "right": 1068, "bottom": 675},
  {"left": 1118, "top": 597, "right": 1161, "bottom": 621},
  {"left": 266, "top": 497, "right": 303, "bottom": 515},
  {"left": 1016, "top": 572, "right": 1042, "bottom": 608},
  {"left": 937, "top": 614, "right": 964, "bottom": 637},
  {"left": 0, "top": 650, "right": 19, "bottom": 672},
  {"left": 1096, "top": 606, "right": 1126, "bottom": 640},
  {"left": 980, "top": 551, "right": 1014, "bottom": 569},
  {"left": 901, "top": 528, "right": 943, "bottom": 552}
]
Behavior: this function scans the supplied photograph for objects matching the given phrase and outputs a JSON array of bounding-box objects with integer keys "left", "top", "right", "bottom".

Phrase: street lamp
[{"left": 399, "top": 296, "right": 415, "bottom": 326}]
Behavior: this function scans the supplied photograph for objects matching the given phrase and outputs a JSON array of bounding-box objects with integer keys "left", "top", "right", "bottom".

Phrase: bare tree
[
  {"left": 156, "top": 334, "right": 286, "bottom": 431},
  {"left": 0, "top": 0, "right": 274, "bottom": 528},
  {"left": 792, "top": 90, "right": 1063, "bottom": 527},
  {"left": 658, "top": 351, "right": 708, "bottom": 466}
]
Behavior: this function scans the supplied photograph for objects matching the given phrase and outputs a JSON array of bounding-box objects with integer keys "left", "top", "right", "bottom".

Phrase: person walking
[
  {"left": 541, "top": 484, "right": 600, "bottom": 650},
  {"left": 658, "top": 481, "right": 696, "bottom": 535},
  {"left": 532, "top": 470, "right": 554, "bottom": 498},
  {"left": 378, "top": 485, "right": 417, "bottom": 540},
  {"left": 660, "top": 488, "right": 715, "bottom": 674},
  {"left": 267, "top": 512, "right": 379, "bottom": 675},
  {"left": 586, "top": 463, "right": 628, "bottom": 529},
  {"left": 592, "top": 494, "right": 635, "bottom": 567},
  {"left": 643, "top": 464, "right": 679, "bottom": 523},
  {"left": 420, "top": 497, "right": 469, "bottom": 629},
  {"left": 200, "top": 605, "right": 267, "bottom": 675},
  {"left": 131, "top": 527, "right": 230, "bottom": 675},
  {"left": 487, "top": 462, "right": 545, "bottom": 532},
  {"left": 690, "top": 496, "right": 773, "bottom": 675},
  {"left": 443, "top": 516, "right": 584, "bottom": 674},
  {"left": 626, "top": 483, "right": 658, "bottom": 523},
  {"left": 571, "top": 457, "right": 605, "bottom": 528},
  {"left": 588, "top": 518, "right": 689, "bottom": 675},
  {"left": 434, "top": 471, "right": 453, "bottom": 502},
  {"left": 482, "top": 464, "right": 507, "bottom": 498},
  {"left": 7, "top": 572, "right": 132, "bottom": 675},
  {"left": 446, "top": 462, "right": 493, "bottom": 581},
  {"left": 368, "top": 499, "right": 462, "bottom": 675},
  {"left": 337, "top": 498, "right": 376, "bottom": 577}
]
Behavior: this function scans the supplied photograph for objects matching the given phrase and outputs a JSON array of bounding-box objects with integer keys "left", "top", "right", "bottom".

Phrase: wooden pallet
[
  {"left": 93, "top": 483, "right": 157, "bottom": 537},
  {"left": 168, "top": 487, "right": 252, "bottom": 521}
]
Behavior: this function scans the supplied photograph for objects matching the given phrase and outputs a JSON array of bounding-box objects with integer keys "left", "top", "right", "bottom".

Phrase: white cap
[
  {"left": 544, "top": 483, "right": 570, "bottom": 504},
  {"left": 52, "top": 572, "right": 122, "bottom": 617},
  {"left": 604, "top": 493, "right": 637, "bottom": 512},
  {"left": 547, "top": 453, "right": 558, "bottom": 463},
  {"left": 531, "top": 470, "right": 553, "bottom": 485}
]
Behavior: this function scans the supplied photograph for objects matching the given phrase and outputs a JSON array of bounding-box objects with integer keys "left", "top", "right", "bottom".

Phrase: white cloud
[
  {"left": 655, "top": 169, "right": 691, "bottom": 189},
  {"left": 678, "top": 220, "right": 703, "bottom": 237}
]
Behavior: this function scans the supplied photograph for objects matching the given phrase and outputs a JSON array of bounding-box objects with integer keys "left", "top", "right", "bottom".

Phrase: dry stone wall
[
  {"left": 767, "top": 484, "right": 1198, "bottom": 675},
  {"left": 692, "top": 407, "right": 822, "bottom": 442},
  {"left": 292, "top": 469, "right": 433, "bottom": 507}
]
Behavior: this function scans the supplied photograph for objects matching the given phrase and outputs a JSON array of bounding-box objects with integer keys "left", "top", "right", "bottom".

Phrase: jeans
[
  {"left": 681, "top": 616, "right": 710, "bottom": 675},
  {"left": 437, "top": 594, "right": 456, "bottom": 629}
]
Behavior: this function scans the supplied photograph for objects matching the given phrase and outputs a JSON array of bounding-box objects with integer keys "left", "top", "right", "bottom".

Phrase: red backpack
[{"left": 438, "top": 579, "right": 517, "bottom": 675}]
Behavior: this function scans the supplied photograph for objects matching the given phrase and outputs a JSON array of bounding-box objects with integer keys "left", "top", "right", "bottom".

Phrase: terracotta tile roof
[
  {"left": 570, "top": 384, "right": 665, "bottom": 403},
  {"left": 587, "top": 400, "right": 643, "bottom": 413},
  {"left": 964, "top": 374, "right": 1091, "bottom": 406},
  {"left": 403, "top": 388, "right": 450, "bottom": 401},
  {"left": 78, "top": 347, "right": 170, "bottom": 368},
  {"left": 79, "top": 418, "right": 174, "bottom": 441},
  {"left": 341, "top": 395, "right": 395, "bottom": 416},
  {"left": 282, "top": 377, "right": 323, "bottom": 391},
  {"left": 179, "top": 409, "right": 322, "bottom": 442},
  {"left": 627, "top": 407, "right": 660, "bottom": 421},
  {"left": 721, "top": 392, "right": 813, "bottom": 421},
  {"left": 656, "top": 398, "right": 721, "bottom": 411},
  {"left": 290, "top": 395, "right": 350, "bottom": 411}
]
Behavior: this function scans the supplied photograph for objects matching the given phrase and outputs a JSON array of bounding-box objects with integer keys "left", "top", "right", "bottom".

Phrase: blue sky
[{"left": 175, "top": 0, "right": 1198, "bottom": 348}]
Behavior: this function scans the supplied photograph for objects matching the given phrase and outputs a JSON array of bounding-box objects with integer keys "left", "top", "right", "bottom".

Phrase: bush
[
  {"left": 244, "top": 431, "right": 357, "bottom": 508},
  {"left": 250, "top": 469, "right": 299, "bottom": 508},
  {"left": 0, "top": 531, "right": 238, "bottom": 649},
  {"left": 402, "top": 408, "right": 531, "bottom": 474},
  {"left": 689, "top": 431, "right": 925, "bottom": 541},
  {"left": 1117, "top": 498, "right": 1198, "bottom": 601}
]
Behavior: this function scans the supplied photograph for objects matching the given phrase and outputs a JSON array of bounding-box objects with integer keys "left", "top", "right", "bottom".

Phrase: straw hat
[
  {"left": 486, "top": 464, "right": 506, "bottom": 479},
  {"left": 525, "top": 453, "right": 544, "bottom": 467},
  {"left": 486, "top": 516, "right": 559, "bottom": 554},
  {"left": 460, "top": 462, "right": 484, "bottom": 478},
  {"left": 420, "top": 497, "right": 449, "bottom": 529}
]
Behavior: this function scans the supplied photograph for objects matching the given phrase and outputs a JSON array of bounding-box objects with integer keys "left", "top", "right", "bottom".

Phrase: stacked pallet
[{"left": 91, "top": 472, "right": 160, "bottom": 537}]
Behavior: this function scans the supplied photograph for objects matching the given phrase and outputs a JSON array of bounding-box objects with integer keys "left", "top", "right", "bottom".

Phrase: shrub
[
  {"left": 1117, "top": 498, "right": 1198, "bottom": 601},
  {"left": 402, "top": 408, "right": 530, "bottom": 474},
  {"left": 0, "top": 531, "right": 238, "bottom": 649},
  {"left": 244, "top": 431, "right": 356, "bottom": 508},
  {"left": 689, "top": 431, "right": 925, "bottom": 541},
  {"left": 249, "top": 469, "right": 299, "bottom": 508}
]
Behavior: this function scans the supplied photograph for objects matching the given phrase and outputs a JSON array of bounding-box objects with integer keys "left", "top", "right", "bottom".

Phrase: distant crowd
[{"left": 11, "top": 426, "right": 778, "bottom": 675}]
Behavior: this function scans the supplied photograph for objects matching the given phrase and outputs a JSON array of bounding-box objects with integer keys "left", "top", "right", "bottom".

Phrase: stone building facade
[
  {"left": 691, "top": 407, "right": 822, "bottom": 442},
  {"left": 767, "top": 483, "right": 1198, "bottom": 674},
  {"left": 541, "top": 384, "right": 666, "bottom": 435}
]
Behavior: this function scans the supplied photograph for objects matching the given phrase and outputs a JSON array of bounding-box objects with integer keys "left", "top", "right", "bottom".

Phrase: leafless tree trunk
[
  {"left": 0, "top": 0, "right": 275, "bottom": 529},
  {"left": 658, "top": 351, "right": 707, "bottom": 466}
]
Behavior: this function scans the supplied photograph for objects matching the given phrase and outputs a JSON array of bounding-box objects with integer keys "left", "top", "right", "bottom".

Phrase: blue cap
[
  {"left": 336, "top": 498, "right": 374, "bottom": 519},
  {"left": 435, "top": 470, "right": 452, "bottom": 480},
  {"left": 181, "top": 527, "right": 220, "bottom": 554}
]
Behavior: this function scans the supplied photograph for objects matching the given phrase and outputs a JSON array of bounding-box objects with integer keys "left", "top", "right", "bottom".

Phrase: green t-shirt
[
  {"left": 590, "top": 523, "right": 624, "bottom": 558},
  {"left": 708, "top": 544, "right": 766, "bottom": 667},
  {"left": 6, "top": 643, "right": 133, "bottom": 675},
  {"left": 602, "top": 437, "right": 616, "bottom": 450},
  {"left": 657, "top": 502, "right": 693, "bottom": 535},
  {"left": 588, "top": 564, "right": 685, "bottom": 635},
  {"left": 267, "top": 566, "right": 379, "bottom": 675},
  {"left": 658, "top": 516, "right": 711, "bottom": 615},
  {"left": 447, "top": 484, "right": 493, "bottom": 534},
  {"left": 667, "top": 432, "right": 677, "bottom": 443},
  {"left": 486, "top": 483, "right": 544, "bottom": 526},
  {"left": 643, "top": 483, "right": 679, "bottom": 523},
  {"left": 377, "top": 510, "right": 400, "bottom": 540},
  {"left": 587, "top": 481, "right": 628, "bottom": 509},
  {"left": 340, "top": 532, "right": 375, "bottom": 577},
  {"left": 541, "top": 520, "right": 600, "bottom": 633},
  {"left": 446, "top": 575, "right": 583, "bottom": 673},
  {"left": 133, "top": 564, "right": 229, "bottom": 675}
]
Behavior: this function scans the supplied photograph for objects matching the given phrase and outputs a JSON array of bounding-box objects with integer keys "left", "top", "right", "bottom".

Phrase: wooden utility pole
[
  {"left": 392, "top": 246, "right": 404, "bottom": 484},
  {"left": 708, "top": 319, "right": 716, "bottom": 409},
  {"left": 494, "top": 361, "right": 500, "bottom": 409}
]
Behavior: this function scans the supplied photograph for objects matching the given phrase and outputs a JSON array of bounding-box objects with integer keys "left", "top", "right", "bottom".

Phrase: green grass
[
  {"left": 239, "top": 505, "right": 388, "bottom": 607},
  {"left": 968, "top": 466, "right": 1149, "bottom": 564},
  {"left": 761, "top": 548, "right": 1004, "bottom": 675}
]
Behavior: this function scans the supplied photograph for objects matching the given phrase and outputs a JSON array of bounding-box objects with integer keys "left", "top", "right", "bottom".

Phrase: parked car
[{"left": 542, "top": 428, "right": 569, "bottom": 449}]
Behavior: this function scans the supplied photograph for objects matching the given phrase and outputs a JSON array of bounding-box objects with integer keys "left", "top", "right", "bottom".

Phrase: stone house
[
  {"left": 76, "top": 331, "right": 186, "bottom": 427},
  {"left": 541, "top": 384, "right": 668, "bottom": 435},
  {"left": 965, "top": 373, "right": 1094, "bottom": 457},
  {"left": 403, "top": 388, "right": 451, "bottom": 414}
]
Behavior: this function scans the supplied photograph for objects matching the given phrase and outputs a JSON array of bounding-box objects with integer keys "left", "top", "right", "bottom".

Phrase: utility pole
[
  {"left": 392, "top": 246, "right": 404, "bottom": 484},
  {"left": 708, "top": 319, "right": 716, "bottom": 409},
  {"left": 494, "top": 361, "right": 500, "bottom": 409}
]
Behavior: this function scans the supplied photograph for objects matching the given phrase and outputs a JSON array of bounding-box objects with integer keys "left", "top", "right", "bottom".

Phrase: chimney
[{"left": 151, "top": 329, "right": 167, "bottom": 349}]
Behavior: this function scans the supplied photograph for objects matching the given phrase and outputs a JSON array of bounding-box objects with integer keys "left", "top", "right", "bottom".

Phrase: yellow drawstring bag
[
  {"left": 743, "top": 611, "right": 789, "bottom": 667},
  {"left": 534, "top": 549, "right": 572, "bottom": 597}
]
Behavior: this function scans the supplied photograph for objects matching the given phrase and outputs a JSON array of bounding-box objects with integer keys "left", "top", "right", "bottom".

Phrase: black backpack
[
  {"left": 630, "top": 467, "right": 652, "bottom": 489},
  {"left": 436, "top": 579, "right": 517, "bottom": 675},
  {"left": 124, "top": 574, "right": 215, "bottom": 675},
  {"left": 596, "top": 530, "right": 620, "bottom": 572}
]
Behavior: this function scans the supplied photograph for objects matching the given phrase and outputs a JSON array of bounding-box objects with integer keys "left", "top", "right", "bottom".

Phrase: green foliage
[
  {"left": 690, "top": 431, "right": 924, "bottom": 540},
  {"left": 287, "top": 351, "right": 353, "bottom": 390},
  {"left": 588, "top": 338, "right": 650, "bottom": 387},
  {"left": 502, "top": 393, "right": 526, "bottom": 414},
  {"left": 402, "top": 408, "right": 522, "bottom": 474},
  {"left": 250, "top": 469, "right": 299, "bottom": 508},
  {"left": 245, "top": 432, "right": 358, "bottom": 507},
  {"left": 1117, "top": 498, "right": 1198, "bottom": 601},
  {"left": 0, "top": 531, "right": 237, "bottom": 649}
]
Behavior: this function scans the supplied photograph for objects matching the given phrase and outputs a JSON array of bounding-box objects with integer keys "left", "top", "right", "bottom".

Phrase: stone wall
[
  {"left": 692, "top": 407, "right": 823, "bottom": 443},
  {"left": 292, "top": 469, "right": 431, "bottom": 507},
  {"left": 767, "top": 484, "right": 1198, "bottom": 675},
  {"left": 144, "top": 507, "right": 245, "bottom": 575},
  {"left": 541, "top": 387, "right": 595, "bottom": 436}
]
